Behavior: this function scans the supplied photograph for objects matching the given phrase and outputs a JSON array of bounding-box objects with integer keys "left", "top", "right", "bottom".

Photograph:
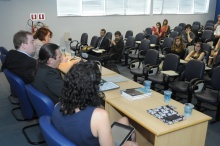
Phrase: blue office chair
[
  {"left": 40, "top": 116, "right": 77, "bottom": 146},
  {"left": 22, "top": 84, "right": 55, "bottom": 145},
  {"left": 25, "top": 84, "right": 54, "bottom": 117},
  {"left": 0, "top": 46, "right": 8, "bottom": 55},
  {"left": 3, "top": 69, "right": 35, "bottom": 121}
]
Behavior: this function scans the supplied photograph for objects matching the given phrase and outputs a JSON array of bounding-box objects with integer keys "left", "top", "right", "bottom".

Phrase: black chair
[
  {"left": 199, "top": 30, "right": 213, "bottom": 43},
  {"left": 130, "top": 49, "right": 159, "bottom": 82},
  {"left": 160, "top": 37, "right": 173, "bottom": 55},
  {"left": 128, "top": 39, "right": 150, "bottom": 62},
  {"left": 70, "top": 33, "right": 88, "bottom": 54},
  {"left": 173, "top": 26, "right": 182, "bottom": 35},
  {"left": 192, "top": 21, "right": 203, "bottom": 30},
  {"left": 147, "top": 54, "right": 180, "bottom": 91},
  {"left": 0, "top": 46, "right": 8, "bottom": 55},
  {"left": 204, "top": 26, "right": 214, "bottom": 31},
  {"left": 194, "top": 66, "right": 220, "bottom": 124},
  {"left": 203, "top": 43, "right": 212, "bottom": 64},
  {"left": 206, "top": 20, "right": 214, "bottom": 25},
  {"left": 105, "top": 32, "right": 112, "bottom": 40},
  {"left": 135, "top": 33, "right": 145, "bottom": 42},
  {"left": 191, "top": 26, "right": 199, "bottom": 42},
  {"left": 124, "top": 30, "right": 133, "bottom": 39},
  {"left": 122, "top": 36, "right": 135, "bottom": 65},
  {"left": 148, "top": 35, "right": 159, "bottom": 49},
  {"left": 205, "top": 22, "right": 214, "bottom": 27},
  {"left": 144, "top": 27, "right": 152, "bottom": 39},
  {"left": 178, "top": 23, "right": 186, "bottom": 31},
  {"left": 169, "top": 60, "right": 205, "bottom": 103},
  {"left": 169, "top": 31, "right": 179, "bottom": 39}
]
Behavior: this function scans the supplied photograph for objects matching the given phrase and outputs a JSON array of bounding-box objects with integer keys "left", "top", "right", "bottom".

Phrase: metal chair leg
[{"left": 22, "top": 123, "right": 45, "bottom": 145}]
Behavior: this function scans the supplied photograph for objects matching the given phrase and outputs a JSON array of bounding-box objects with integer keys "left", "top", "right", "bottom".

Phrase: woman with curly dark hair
[{"left": 52, "top": 61, "right": 137, "bottom": 146}]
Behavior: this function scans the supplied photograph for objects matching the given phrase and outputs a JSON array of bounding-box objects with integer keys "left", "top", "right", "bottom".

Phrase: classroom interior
[{"left": 1, "top": 0, "right": 220, "bottom": 146}]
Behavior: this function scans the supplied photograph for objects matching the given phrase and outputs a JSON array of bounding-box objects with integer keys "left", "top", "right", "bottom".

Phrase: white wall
[{"left": 0, "top": 0, "right": 217, "bottom": 52}]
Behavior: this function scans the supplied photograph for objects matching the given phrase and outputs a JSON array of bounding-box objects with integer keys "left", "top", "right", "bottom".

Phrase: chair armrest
[
  {"left": 188, "top": 78, "right": 205, "bottom": 92},
  {"left": 129, "top": 59, "right": 142, "bottom": 69},
  {"left": 143, "top": 65, "right": 159, "bottom": 76},
  {"left": 70, "top": 40, "right": 79, "bottom": 46},
  {"left": 137, "top": 50, "right": 147, "bottom": 58}
]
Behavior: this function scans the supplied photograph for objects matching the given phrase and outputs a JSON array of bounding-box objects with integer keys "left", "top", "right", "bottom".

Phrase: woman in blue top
[{"left": 52, "top": 61, "right": 138, "bottom": 146}]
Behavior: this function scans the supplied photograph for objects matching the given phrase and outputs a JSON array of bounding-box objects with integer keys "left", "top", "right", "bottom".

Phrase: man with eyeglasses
[{"left": 1, "top": 30, "right": 37, "bottom": 84}]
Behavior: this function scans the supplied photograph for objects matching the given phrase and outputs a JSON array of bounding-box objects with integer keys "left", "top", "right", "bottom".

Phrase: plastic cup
[
  {"left": 164, "top": 90, "right": 172, "bottom": 103},
  {"left": 184, "top": 103, "right": 194, "bottom": 117},
  {"left": 144, "top": 80, "right": 152, "bottom": 93},
  {"left": 61, "top": 47, "right": 65, "bottom": 54}
]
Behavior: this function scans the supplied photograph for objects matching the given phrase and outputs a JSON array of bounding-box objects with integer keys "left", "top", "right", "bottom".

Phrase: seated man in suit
[
  {"left": 181, "top": 24, "right": 195, "bottom": 47},
  {"left": 95, "top": 28, "right": 110, "bottom": 52},
  {"left": 1, "top": 30, "right": 37, "bottom": 84},
  {"left": 82, "top": 31, "right": 124, "bottom": 65},
  {"left": 32, "top": 43, "right": 63, "bottom": 104}
]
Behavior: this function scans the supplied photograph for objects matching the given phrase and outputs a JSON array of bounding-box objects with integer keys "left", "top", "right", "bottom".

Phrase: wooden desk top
[
  {"left": 106, "top": 91, "right": 212, "bottom": 136},
  {"left": 58, "top": 58, "right": 117, "bottom": 76}
]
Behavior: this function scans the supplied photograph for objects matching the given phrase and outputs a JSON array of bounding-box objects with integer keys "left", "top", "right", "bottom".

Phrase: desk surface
[
  {"left": 106, "top": 93, "right": 211, "bottom": 136},
  {"left": 58, "top": 58, "right": 117, "bottom": 76}
]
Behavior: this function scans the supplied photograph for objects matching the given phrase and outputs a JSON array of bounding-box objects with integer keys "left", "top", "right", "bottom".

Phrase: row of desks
[{"left": 58, "top": 58, "right": 211, "bottom": 146}]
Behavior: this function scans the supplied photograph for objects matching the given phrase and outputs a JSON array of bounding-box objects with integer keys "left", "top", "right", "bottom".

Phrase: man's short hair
[
  {"left": 185, "top": 24, "right": 192, "bottom": 29},
  {"left": 13, "top": 30, "right": 32, "bottom": 50},
  {"left": 114, "top": 31, "right": 121, "bottom": 36},
  {"left": 101, "top": 29, "right": 106, "bottom": 34},
  {"left": 38, "top": 43, "right": 59, "bottom": 64}
]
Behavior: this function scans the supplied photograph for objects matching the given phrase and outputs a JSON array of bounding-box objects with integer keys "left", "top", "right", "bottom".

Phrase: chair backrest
[
  {"left": 192, "top": 21, "right": 201, "bottom": 29},
  {"left": 144, "top": 28, "right": 152, "bottom": 38},
  {"left": 169, "top": 31, "right": 178, "bottom": 39},
  {"left": 105, "top": 32, "right": 112, "bottom": 40},
  {"left": 125, "top": 36, "right": 135, "bottom": 48},
  {"left": 185, "top": 60, "right": 205, "bottom": 81},
  {"left": 200, "top": 30, "right": 213, "bottom": 43},
  {"left": 206, "top": 20, "right": 214, "bottom": 25},
  {"left": 205, "top": 22, "right": 214, "bottom": 27},
  {"left": 148, "top": 35, "right": 159, "bottom": 45},
  {"left": 39, "top": 116, "right": 77, "bottom": 146},
  {"left": 178, "top": 23, "right": 186, "bottom": 30},
  {"left": 174, "top": 26, "right": 182, "bottom": 35},
  {"left": 125, "top": 30, "right": 133, "bottom": 39},
  {"left": 202, "top": 43, "right": 212, "bottom": 64},
  {"left": 191, "top": 25, "right": 199, "bottom": 31},
  {"left": 3, "top": 69, "right": 34, "bottom": 119},
  {"left": 0, "top": 47, "right": 8, "bottom": 55},
  {"left": 80, "top": 33, "right": 88, "bottom": 45},
  {"left": 144, "top": 49, "right": 159, "bottom": 65},
  {"left": 0, "top": 54, "right": 6, "bottom": 65},
  {"left": 139, "top": 39, "right": 150, "bottom": 51},
  {"left": 25, "top": 84, "right": 54, "bottom": 117},
  {"left": 162, "top": 53, "right": 180, "bottom": 71},
  {"left": 204, "top": 26, "right": 214, "bottom": 31},
  {"left": 211, "top": 66, "right": 220, "bottom": 90},
  {"left": 90, "top": 36, "right": 98, "bottom": 47},
  {"left": 135, "top": 33, "right": 145, "bottom": 41},
  {"left": 161, "top": 37, "right": 173, "bottom": 50}
]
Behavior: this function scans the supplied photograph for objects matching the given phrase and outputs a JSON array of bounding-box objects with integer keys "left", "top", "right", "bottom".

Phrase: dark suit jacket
[
  {"left": 95, "top": 36, "right": 110, "bottom": 51},
  {"left": 32, "top": 64, "right": 63, "bottom": 104},
  {"left": 108, "top": 38, "right": 124, "bottom": 55},
  {"left": 1, "top": 50, "right": 37, "bottom": 84}
]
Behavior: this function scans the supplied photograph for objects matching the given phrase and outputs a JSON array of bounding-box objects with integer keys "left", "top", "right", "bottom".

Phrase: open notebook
[{"left": 100, "top": 79, "right": 119, "bottom": 91}]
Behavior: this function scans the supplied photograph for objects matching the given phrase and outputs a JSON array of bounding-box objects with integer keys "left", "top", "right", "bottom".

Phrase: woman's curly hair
[{"left": 59, "top": 60, "right": 101, "bottom": 115}]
